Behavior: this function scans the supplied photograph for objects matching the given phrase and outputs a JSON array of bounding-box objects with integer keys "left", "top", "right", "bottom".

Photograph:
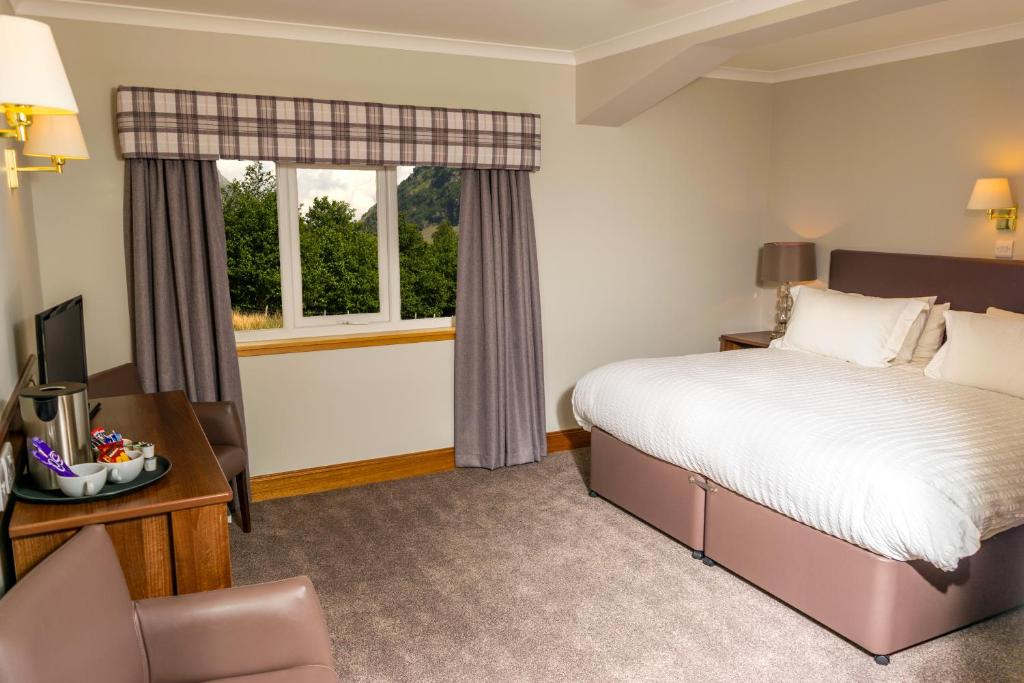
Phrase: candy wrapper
[
  {"left": 31, "top": 437, "right": 77, "bottom": 477},
  {"left": 91, "top": 427, "right": 132, "bottom": 463}
]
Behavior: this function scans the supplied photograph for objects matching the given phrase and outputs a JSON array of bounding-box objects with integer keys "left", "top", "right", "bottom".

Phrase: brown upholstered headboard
[{"left": 829, "top": 250, "right": 1024, "bottom": 314}]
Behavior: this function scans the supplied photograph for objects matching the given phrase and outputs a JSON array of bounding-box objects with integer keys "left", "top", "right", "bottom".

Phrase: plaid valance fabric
[{"left": 115, "top": 86, "right": 541, "bottom": 171}]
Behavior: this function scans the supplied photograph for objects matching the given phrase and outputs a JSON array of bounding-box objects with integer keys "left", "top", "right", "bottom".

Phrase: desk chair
[{"left": 88, "top": 363, "right": 252, "bottom": 532}]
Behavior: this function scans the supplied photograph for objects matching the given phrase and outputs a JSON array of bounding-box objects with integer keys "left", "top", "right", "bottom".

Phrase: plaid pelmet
[{"left": 115, "top": 86, "right": 541, "bottom": 171}]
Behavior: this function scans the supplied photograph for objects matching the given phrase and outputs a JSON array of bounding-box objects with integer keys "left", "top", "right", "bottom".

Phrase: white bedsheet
[{"left": 572, "top": 349, "right": 1024, "bottom": 570}]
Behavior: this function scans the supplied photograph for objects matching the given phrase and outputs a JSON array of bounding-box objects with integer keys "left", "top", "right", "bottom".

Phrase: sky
[{"left": 217, "top": 160, "right": 414, "bottom": 219}]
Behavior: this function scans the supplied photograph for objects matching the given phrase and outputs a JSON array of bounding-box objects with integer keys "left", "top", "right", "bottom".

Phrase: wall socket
[
  {"left": 0, "top": 441, "right": 13, "bottom": 512},
  {"left": 995, "top": 239, "right": 1015, "bottom": 259}
]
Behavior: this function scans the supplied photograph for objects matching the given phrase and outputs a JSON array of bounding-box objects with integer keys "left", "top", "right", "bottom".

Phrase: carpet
[{"left": 230, "top": 449, "right": 1024, "bottom": 682}]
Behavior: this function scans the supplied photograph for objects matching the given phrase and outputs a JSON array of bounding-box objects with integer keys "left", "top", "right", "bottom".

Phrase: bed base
[
  {"left": 590, "top": 428, "right": 705, "bottom": 553},
  {"left": 590, "top": 428, "right": 1024, "bottom": 660}
]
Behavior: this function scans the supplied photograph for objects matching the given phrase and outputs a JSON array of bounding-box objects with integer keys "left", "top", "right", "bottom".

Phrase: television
[{"left": 36, "top": 296, "right": 88, "bottom": 384}]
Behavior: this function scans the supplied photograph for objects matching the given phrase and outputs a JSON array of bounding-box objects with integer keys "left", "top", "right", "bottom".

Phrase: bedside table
[{"left": 719, "top": 331, "right": 773, "bottom": 351}]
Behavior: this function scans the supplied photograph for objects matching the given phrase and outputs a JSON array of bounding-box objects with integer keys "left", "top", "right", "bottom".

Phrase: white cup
[
  {"left": 58, "top": 463, "right": 108, "bottom": 498},
  {"left": 105, "top": 451, "right": 145, "bottom": 484}
]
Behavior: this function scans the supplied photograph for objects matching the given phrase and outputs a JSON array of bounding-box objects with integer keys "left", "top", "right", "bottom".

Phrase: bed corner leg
[
  {"left": 873, "top": 655, "right": 890, "bottom": 666},
  {"left": 691, "top": 550, "right": 704, "bottom": 560},
  {"left": 701, "top": 557, "right": 716, "bottom": 567},
  {"left": 588, "top": 490, "right": 599, "bottom": 498}
]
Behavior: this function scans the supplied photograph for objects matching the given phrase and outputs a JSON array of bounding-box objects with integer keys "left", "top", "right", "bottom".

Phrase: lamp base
[{"left": 772, "top": 282, "right": 793, "bottom": 339}]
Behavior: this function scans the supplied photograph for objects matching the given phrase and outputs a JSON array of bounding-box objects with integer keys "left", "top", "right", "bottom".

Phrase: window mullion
[
  {"left": 384, "top": 168, "right": 401, "bottom": 323},
  {"left": 277, "top": 165, "right": 300, "bottom": 330}
]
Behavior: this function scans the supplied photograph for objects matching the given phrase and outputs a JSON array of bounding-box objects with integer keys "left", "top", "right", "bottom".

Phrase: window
[{"left": 219, "top": 161, "right": 459, "bottom": 340}]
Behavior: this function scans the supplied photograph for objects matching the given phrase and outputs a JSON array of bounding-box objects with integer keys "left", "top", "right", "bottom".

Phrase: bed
[{"left": 573, "top": 250, "right": 1024, "bottom": 664}]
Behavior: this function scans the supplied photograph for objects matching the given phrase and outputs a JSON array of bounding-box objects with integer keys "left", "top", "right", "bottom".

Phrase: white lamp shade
[
  {"left": 967, "top": 178, "right": 1014, "bottom": 210},
  {"left": 0, "top": 16, "right": 77, "bottom": 114},
  {"left": 22, "top": 114, "right": 88, "bottom": 159}
]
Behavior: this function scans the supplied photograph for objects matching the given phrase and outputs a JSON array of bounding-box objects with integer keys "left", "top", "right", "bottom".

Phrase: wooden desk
[{"left": 9, "top": 392, "right": 233, "bottom": 599}]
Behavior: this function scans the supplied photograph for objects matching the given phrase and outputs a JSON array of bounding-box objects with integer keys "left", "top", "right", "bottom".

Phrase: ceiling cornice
[
  {"left": 13, "top": 0, "right": 1024, "bottom": 82},
  {"left": 10, "top": 0, "right": 576, "bottom": 65}
]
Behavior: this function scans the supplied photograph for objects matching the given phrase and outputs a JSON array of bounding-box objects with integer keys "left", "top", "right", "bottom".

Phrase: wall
[
  {"left": 0, "top": 0, "right": 45, "bottom": 599},
  {"left": 766, "top": 38, "right": 1024, "bottom": 286},
  {"left": 29, "top": 19, "right": 772, "bottom": 475},
  {"left": 0, "top": 0, "right": 44, "bottom": 409}
]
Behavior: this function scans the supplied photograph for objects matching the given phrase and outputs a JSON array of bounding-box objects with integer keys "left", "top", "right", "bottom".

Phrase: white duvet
[{"left": 572, "top": 349, "right": 1024, "bottom": 571}]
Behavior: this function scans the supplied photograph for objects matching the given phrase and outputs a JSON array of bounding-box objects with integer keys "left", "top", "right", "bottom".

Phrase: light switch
[{"left": 995, "top": 239, "right": 1014, "bottom": 259}]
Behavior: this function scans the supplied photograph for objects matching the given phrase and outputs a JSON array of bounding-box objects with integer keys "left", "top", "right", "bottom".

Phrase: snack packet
[{"left": 31, "top": 437, "right": 77, "bottom": 477}]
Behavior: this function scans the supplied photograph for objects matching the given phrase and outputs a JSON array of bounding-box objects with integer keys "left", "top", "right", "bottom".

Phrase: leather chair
[
  {"left": 88, "top": 363, "right": 253, "bottom": 532},
  {"left": 0, "top": 525, "right": 339, "bottom": 683}
]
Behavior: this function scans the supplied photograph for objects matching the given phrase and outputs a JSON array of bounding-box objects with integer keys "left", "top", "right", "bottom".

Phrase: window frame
[{"left": 233, "top": 163, "right": 455, "bottom": 343}]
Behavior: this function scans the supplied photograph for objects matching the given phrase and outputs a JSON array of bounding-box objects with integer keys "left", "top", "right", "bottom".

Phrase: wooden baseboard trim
[{"left": 251, "top": 427, "right": 590, "bottom": 502}]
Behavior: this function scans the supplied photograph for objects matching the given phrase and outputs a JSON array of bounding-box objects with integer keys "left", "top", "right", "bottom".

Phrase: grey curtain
[
  {"left": 454, "top": 170, "right": 545, "bottom": 469},
  {"left": 124, "top": 159, "right": 245, "bottom": 427}
]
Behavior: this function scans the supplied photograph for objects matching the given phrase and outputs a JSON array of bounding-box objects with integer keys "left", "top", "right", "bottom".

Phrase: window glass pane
[
  {"left": 218, "top": 160, "right": 282, "bottom": 330},
  {"left": 395, "top": 166, "right": 460, "bottom": 319},
  {"left": 296, "top": 168, "right": 380, "bottom": 318}
]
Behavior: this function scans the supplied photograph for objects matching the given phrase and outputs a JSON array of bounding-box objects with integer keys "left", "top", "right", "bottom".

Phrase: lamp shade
[
  {"left": 760, "top": 242, "right": 816, "bottom": 283},
  {"left": 0, "top": 16, "right": 78, "bottom": 115},
  {"left": 23, "top": 114, "right": 89, "bottom": 159},
  {"left": 967, "top": 178, "right": 1014, "bottom": 210}
]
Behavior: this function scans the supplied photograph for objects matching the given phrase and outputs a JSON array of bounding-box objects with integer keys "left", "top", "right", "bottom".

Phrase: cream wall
[
  {"left": 0, "top": 0, "right": 44, "bottom": 409},
  {"left": 766, "top": 38, "right": 1024, "bottom": 289},
  {"left": 29, "top": 19, "right": 772, "bottom": 475}
]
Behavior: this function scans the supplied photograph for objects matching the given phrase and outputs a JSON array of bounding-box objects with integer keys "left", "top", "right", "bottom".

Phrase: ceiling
[
  {"left": 13, "top": 0, "right": 1024, "bottom": 78},
  {"left": 725, "top": 0, "right": 1024, "bottom": 73}
]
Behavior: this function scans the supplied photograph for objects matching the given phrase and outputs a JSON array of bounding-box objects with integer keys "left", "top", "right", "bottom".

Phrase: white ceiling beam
[
  {"left": 576, "top": 0, "right": 945, "bottom": 127},
  {"left": 705, "top": 18, "right": 1024, "bottom": 84}
]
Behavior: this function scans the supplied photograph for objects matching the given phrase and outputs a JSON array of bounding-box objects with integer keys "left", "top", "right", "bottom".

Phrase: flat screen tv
[{"left": 36, "top": 295, "right": 88, "bottom": 384}]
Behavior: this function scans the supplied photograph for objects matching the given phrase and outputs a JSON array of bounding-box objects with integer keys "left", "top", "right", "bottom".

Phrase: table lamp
[{"left": 760, "top": 241, "right": 816, "bottom": 338}]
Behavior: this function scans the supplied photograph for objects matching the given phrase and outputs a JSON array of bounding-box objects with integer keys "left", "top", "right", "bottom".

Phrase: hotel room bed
[{"left": 573, "top": 250, "right": 1024, "bottom": 663}]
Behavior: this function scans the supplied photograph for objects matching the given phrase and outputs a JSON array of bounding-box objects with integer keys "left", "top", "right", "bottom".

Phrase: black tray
[{"left": 13, "top": 456, "right": 172, "bottom": 504}]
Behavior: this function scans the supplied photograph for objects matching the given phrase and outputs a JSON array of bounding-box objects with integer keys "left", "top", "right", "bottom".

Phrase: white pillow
[
  {"left": 987, "top": 306, "right": 1024, "bottom": 320},
  {"left": 911, "top": 302, "right": 950, "bottom": 363},
  {"left": 895, "top": 296, "right": 937, "bottom": 364},
  {"left": 771, "top": 287, "right": 927, "bottom": 367},
  {"left": 924, "top": 310, "right": 1024, "bottom": 399},
  {"left": 789, "top": 287, "right": 933, "bottom": 364}
]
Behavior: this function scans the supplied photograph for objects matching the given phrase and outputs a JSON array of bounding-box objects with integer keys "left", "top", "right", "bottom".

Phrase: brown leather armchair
[
  {"left": 88, "top": 362, "right": 252, "bottom": 532},
  {"left": 0, "top": 525, "right": 338, "bottom": 683}
]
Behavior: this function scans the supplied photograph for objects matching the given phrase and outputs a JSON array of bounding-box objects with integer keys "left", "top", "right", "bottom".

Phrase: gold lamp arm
[
  {"left": 986, "top": 206, "right": 1018, "bottom": 231},
  {"left": 4, "top": 149, "right": 66, "bottom": 189}
]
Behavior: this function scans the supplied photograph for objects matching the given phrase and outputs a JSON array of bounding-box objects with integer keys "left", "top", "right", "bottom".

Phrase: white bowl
[
  {"left": 58, "top": 463, "right": 108, "bottom": 498},
  {"left": 104, "top": 451, "right": 145, "bottom": 485}
]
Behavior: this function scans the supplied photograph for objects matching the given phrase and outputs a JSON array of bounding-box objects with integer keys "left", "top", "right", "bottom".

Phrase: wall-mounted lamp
[
  {"left": 0, "top": 16, "right": 78, "bottom": 142},
  {"left": 967, "top": 177, "right": 1017, "bottom": 231},
  {"left": 5, "top": 115, "right": 89, "bottom": 189}
]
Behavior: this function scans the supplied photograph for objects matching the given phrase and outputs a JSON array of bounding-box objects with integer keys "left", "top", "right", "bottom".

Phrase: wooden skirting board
[{"left": 250, "top": 427, "right": 591, "bottom": 502}]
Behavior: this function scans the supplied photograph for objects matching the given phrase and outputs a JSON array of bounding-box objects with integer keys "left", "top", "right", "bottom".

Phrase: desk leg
[{"left": 170, "top": 504, "right": 232, "bottom": 594}]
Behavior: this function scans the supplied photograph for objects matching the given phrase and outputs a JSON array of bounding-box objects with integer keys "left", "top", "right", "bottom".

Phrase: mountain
[{"left": 360, "top": 166, "right": 461, "bottom": 233}]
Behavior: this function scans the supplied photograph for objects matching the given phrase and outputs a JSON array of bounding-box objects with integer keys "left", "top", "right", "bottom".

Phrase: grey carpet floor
[{"left": 230, "top": 449, "right": 1024, "bottom": 682}]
